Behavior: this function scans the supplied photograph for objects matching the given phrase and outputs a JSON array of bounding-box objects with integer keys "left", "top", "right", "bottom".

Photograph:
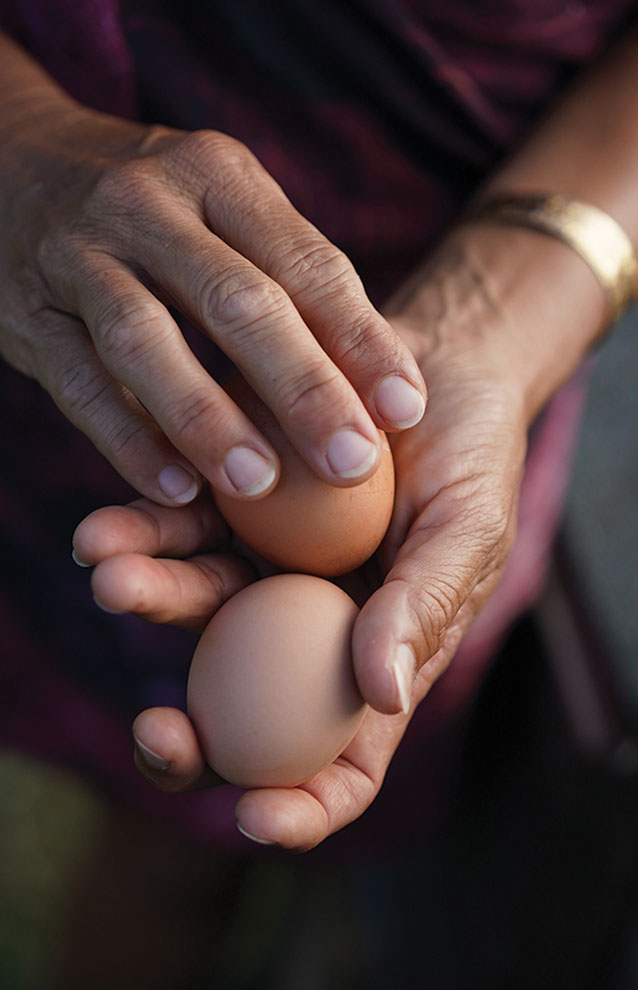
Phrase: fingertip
[
  {"left": 235, "top": 788, "right": 320, "bottom": 851},
  {"left": 72, "top": 507, "right": 111, "bottom": 567},
  {"left": 133, "top": 708, "right": 179, "bottom": 774},
  {"left": 372, "top": 375, "right": 426, "bottom": 431},
  {"left": 134, "top": 737, "right": 171, "bottom": 772},
  {"left": 92, "top": 592, "right": 126, "bottom": 615},
  {"left": 391, "top": 643, "right": 417, "bottom": 715},
  {"left": 356, "top": 670, "right": 407, "bottom": 716},
  {"left": 222, "top": 445, "right": 279, "bottom": 498},
  {"left": 73, "top": 504, "right": 148, "bottom": 569},
  {"left": 352, "top": 593, "right": 417, "bottom": 715},
  {"left": 235, "top": 822, "right": 277, "bottom": 846},
  {"left": 157, "top": 463, "right": 201, "bottom": 504},
  {"left": 90, "top": 552, "right": 143, "bottom": 614},
  {"left": 71, "top": 547, "right": 91, "bottom": 568},
  {"left": 132, "top": 707, "right": 210, "bottom": 792},
  {"left": 324, "top": 428, "right": 380, "bottom": 481}
]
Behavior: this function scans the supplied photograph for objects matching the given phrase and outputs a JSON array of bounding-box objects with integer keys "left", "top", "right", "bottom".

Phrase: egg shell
[
  {"left": 187, "top": 573, "right": 367, "bottom": 788},
  {"left": 214, "top": 375, "right": 395, "bottom": 576}
]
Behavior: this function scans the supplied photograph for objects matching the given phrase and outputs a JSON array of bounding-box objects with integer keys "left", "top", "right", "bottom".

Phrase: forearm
[
  {"left": 0, "top": 30, "right": 79, "bottom": 134},
  {"left": 483, "top": 32, "right": 638, "bottom": 238},
  {"left": 390, "top": 31, "right": 638, "bottom": 425},
  {"left": 0, "top": 29, "right": 149, "bottom": 183}
]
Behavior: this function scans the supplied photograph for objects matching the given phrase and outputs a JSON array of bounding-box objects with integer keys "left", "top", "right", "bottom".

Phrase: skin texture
[
  {"left": 77, "top": 222, "right": 625, "bottom": 851},
  {"left": 4, "top": 27, "right": 637, "bottom": 849},
  {"left": 0, "top": 33, "right": 427, "bottom": 504}
]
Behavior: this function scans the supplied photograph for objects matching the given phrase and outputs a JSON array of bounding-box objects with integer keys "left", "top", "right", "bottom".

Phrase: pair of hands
[{"left": 2, "top": 105, "right": 528, "bottom": 850}]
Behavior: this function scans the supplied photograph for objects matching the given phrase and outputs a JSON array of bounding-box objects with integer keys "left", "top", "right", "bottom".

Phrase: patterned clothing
[{"left": 0, "top": 1, "right": 635, "bottom": 852}]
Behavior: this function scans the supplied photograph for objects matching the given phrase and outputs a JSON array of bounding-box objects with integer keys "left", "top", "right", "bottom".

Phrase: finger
[
  {"left": 72, "top": 496, "right": 228, "bottom": 565},
  {"left": 133, "top": 210, "right": 385, "bottom": 487},
  {"left": 132, "top": 708, "right": 222, "bottom": 792},
  {"left": 34, "top": 310, "right": 202, "bottom": 506},
  {"left": 90, "top": 551, "right": 255, "bottom": 630},
  {"left": 71, "top": 259, "right": 282, "bottom": 498},
  {"left": 234, "top": 707, "right": 408, "bottom": 851},
  {"left": 199, "top": 140, "right": 427, "bottom": 433},
  {"left": 352, "top": 487, "right": 516, "bottom": 715}
]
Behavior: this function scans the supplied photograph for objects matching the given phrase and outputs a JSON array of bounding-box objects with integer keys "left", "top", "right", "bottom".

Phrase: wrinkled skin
[
  {"left": 1, "top": 110, "right": 426, "bottom": 503},
  {"left": 75, "top": 241, "right": 529, "bottom": 851}
]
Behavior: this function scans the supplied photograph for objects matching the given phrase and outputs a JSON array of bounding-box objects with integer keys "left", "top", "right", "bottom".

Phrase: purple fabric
[
  {"left": 0, "top": 0, "right": 634, "bottom": 850},
  {"left": 0, "top": 0, "right": 136, "bottom": 115}
]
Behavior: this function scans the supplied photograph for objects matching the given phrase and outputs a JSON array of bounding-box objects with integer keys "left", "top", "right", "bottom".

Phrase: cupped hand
[
  {"left": 73, "top": 492, "right": 432, "bottom": 851},
  {"left": 73, "top": 246, "right": 529, "bottom": 849},
  {"left": 351, "top": 315, "right": 527, "bottom": 718},
  {"left": 1, "top": 101, "right": 425, "bottom": 504}
]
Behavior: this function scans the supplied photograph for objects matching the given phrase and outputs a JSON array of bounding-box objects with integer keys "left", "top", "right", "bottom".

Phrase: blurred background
[{"left": 1, "top": 307, "right": 637, "bottom": 990}]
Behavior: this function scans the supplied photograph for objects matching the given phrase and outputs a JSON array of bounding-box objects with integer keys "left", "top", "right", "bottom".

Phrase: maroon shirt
[{"left": 0, "top": 0, "right": 634, "bottom": 850}]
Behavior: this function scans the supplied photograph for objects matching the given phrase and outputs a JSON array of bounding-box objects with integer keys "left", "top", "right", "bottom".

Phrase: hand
[
  {"left": 73, "top": 237, "right": 530, "bottom": 850},
  {"left": 74, "top": 494, "right": 436, "bottom": 851},
  {"left": 0, "top": 97, "right": 426, "bottom": 504}
]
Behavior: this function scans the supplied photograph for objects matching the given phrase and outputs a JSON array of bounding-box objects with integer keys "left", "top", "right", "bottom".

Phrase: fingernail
[
  {"left": 134, "top": 737, "right": 170, "bottom": 771},
  {"left": 224, "top": 446, "right": 277, "bottom": 496},
  {"left": 158, "top": 464, "right": 199, "bottom": 503},
  {"left": 326, "top": 429, "right": 378, "bottom": 479},
  {"left": 72, "top": 548, "right": 91, "bottom": 567},
  {"left": 236, "top": 822, "right": 276, "bottom": 846},
  {"left": 92, "top": 594, "right": 125, "bottom": 615},
  {"left": 392, "top": 643, "right": 416, "bottom": 714},
  {"left": 374, "top": 376, "right": 425, "bottom": 429}
]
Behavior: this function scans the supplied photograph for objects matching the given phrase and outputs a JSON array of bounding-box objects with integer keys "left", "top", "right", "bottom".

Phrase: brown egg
[
  {"left": 187, "top": 573, "right": 367, "bottom": 788},
  {"left": 215, "top": 375, "right": 395, "bottom": 575}
]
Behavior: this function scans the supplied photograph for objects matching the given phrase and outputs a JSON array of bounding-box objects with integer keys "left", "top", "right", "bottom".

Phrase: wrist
[
  {"left": 467, "top": 194, "right": 638, "bottom": 326},
  {"left": 387, "top": 221, "right": 608, "bottom": 426},
  {"left": 0, "top": 32, "right": 149, "bottom": 187},
  {"left": 456, "top": 223, "right": 609, "bottom": 421},
  {"left": 0, "top": 32, "right": 77, "bottom": 139}
]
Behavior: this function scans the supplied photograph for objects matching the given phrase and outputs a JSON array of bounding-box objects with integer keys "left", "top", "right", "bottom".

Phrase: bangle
[{"left": 466, "top": 193, "right": 638, "bottom": 325}]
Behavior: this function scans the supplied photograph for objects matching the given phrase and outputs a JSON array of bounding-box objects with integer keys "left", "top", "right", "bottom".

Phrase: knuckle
[
  {"left": 103, "top": 419, "right": 149, "bottom": 461},
  {"left": 327, "top": 767, "right": 379, "bottom": 833},
  {"left": 205, "top": 271, "right": 288, "bottom": 331},
  {"left": 176, "top": 130, "right": 257, "bottom": 185},
  {"left": 178, "top": 132, "right": 278, "bottom": 220},
  {"left": 54, "top": 359, "right": 151, "bottom": 461},
  {"left": 35, "top": 229, "right": 85, "bottom": 285},
  {"left": 179, "top": 129, "right": 243, "bottom": 163},
  {"left": 90, "top": 162, "right": 152, "bottom": 216},
  {"left": 35, "top": 231, "right": 63, "bottom": 275},
  {"left": 449, "top": 475, "right": 514, "bottom": 559},
  {"left": 415, "top": 579, "right": 461, "bottom": 654},
  {"left": 193, "top": 559, "right": 227, "bottom": 606},
  {"left": 277, "top": 240, "right": 353, "bottom": 291},
  {"left": 56, "top": 360, "right": 110, "bottom": 419},
  {"left": 89, "top": 167, "right": 125, "bottom": 211},
  {"left": 467, "top": 486, "right": 513, "bottom": 559},
  {"left": 329, "top": 313, "right": 391, "bottom": 369},
  {"left": 278, "top": 364, "right": 342, "bottom": 420},
  {"left": 96, "top": 298, "right": 168, "bottom": 365},
  {"left": 164, "top": 390, "right": 219, "bottom": 445}
]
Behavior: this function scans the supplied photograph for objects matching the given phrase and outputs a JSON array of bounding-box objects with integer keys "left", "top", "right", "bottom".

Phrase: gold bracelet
[{"left": 466, "top": 193, "right": 638, "bottom": 324}]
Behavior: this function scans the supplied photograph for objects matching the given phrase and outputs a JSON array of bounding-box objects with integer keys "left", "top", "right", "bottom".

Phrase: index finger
[{"left": 194, "top": 135, "right": 427, "bottom": 432}]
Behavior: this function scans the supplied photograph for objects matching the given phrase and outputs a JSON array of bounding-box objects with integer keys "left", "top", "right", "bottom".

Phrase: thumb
[{"left": 352, "top": 502, "right": 513, "bottom": 715}]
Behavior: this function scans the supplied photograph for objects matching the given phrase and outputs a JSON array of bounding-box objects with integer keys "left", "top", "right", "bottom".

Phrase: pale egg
[{"left": 187, "top": 573, "right": 367, "bottom": 788}]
